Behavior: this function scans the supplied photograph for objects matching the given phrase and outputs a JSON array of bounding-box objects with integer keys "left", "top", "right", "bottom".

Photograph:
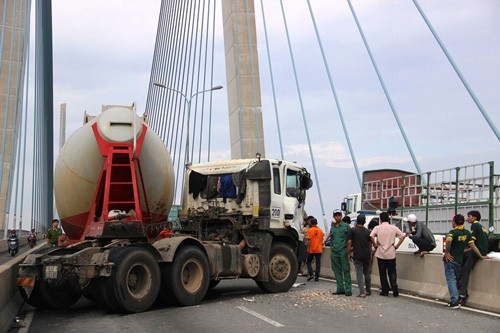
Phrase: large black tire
[
  {"left": 98, "top": 247, "right": 161, "bottom": 313},
  {"left": 20, "top": 278, "right": 81, "bottom": 309},
  {"left": 160, "top": 246, "right": 209, "bottom": 306},
  {"left": 18, "top": 284, "right": 49, "bottom": 309},
  {"left": 256, "top": 242, "right": 298, "bottom": 293},
  {"left": 96, "top": 248, "right": 128, "bottom": 312}
]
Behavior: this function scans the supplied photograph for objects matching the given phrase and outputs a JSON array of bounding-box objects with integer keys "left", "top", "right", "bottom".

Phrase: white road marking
[
  {"left": 18, "top": 309, "right": 35, "bottom": 333},
  {"left": 402, "top": 294, "right": 500, "bottom": 318},
  {"left": 236, "top": 306, "right": 284, "bottom": 328}
]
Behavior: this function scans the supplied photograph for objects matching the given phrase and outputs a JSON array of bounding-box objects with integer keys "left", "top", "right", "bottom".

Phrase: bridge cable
[
  {"left": 18, "top": 0, "right": 32, "bottom": 231},
  {"left": 347, "top": 0, "right": 423, "bottom": 176},
  {"left": 169, "top": 0, "right": 192, "bottom": 203},
  {"left": 412, "top": 0, "right": 499, "bottom": 142},
  {"left": 147, "top": 0, "right": 218, "bottom": 198},
  {"left": 0, "top": 0, "right": 8, "bottom": 77},
  {"left": 155, "top": 0, "right": 182, "bottom": 150},
  {"left": 206, "top": 0, "right": 217, "bottom": 162},
  {"left": 197, "top": 0, "right": 212, "bottom": 163},
  {"left": 258, "top": 0, "right": 284, "bottom": 160},
  {"left": 145, "top": 0, "right": 171, "bottom": 134},
  {"left": 278, "top": 0, "right": 327, "bottom": 226},
  {"left": 306, "top": 0, "right": 362, "bottom": 189},
  {"left": 192, "top": 0, "right": 207, "bottom": 164},
  {"left": 188, "top": 0, "right": 204, "bottom": 164}
]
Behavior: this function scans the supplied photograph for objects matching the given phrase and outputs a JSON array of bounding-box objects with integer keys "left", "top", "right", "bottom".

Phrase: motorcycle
[
  {"left": 8, "top": 236, "right": 19, "bottom": 256},
  {"left": 28, "top": 233, "right": 37, "bottom": 248}
]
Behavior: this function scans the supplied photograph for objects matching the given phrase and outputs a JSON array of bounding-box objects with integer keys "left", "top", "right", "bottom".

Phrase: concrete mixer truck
[{"left": 16, "top": 104, "right": 313, "bottom": 313}]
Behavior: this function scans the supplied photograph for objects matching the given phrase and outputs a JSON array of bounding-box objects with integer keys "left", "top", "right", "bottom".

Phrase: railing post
[
  {"left": 454, "top": 167, "right": 460, "bottom": 215},
  {"left": 488, "top": 161, "right": 495, "bottom": 233}
]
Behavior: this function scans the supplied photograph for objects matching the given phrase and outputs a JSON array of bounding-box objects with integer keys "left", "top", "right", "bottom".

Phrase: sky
[{"left": 14, "top": 0, "right": 500, "bottom": 231}]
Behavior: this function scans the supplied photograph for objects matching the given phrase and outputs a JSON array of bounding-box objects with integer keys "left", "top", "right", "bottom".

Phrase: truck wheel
[
  {"left": 20, "top": 278, "right": 81, "bottom": 309},
  {"left": 100, "top": 247, "right": 160, "bottom": 313},
  {"left": 161, "top": 246, "right": 209, "bottom": 306},
  {"left": 256, "top": 242, "right": 298, "bottom": 293},
  {"left": 18, "top": 284, "right": 49, "bottom": 309}
]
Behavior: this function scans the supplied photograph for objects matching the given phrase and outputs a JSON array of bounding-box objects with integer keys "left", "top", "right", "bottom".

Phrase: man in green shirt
[
  {"left": 444, "top": 214, "right": 484, "bottom": 308},
  {"left": 458, "top": 210, "right": 490, "bottom": 306},
  {"left": 46, "top": 219, "right": 62, "bottom": 247},
  {"left": 324, "top": 209, "right": 352, "bottom": 296}
]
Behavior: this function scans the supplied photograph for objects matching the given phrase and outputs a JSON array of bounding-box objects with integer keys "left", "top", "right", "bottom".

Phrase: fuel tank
[{"left": 54, "top": 105, "right": 175, "bottom": 240}]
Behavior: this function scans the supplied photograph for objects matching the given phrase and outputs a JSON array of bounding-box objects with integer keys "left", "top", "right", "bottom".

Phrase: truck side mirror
[
  {"left": 341, "top": 202, "right": 347, "bottom": 212},
  {"left": 300, "top": 173, "right": 313, "bottom": 190}
]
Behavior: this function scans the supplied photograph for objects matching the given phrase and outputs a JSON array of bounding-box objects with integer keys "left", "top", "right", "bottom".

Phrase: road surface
[{"left": 9, "top": 276, "right": 500, "bottom": 333}]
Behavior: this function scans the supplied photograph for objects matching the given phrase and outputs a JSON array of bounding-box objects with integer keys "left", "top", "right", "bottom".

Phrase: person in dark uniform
[
  {"left": 347, "top": 214, "right": 373, "bottom": 297},
  {"left": 458, "top": 210, "right": 490, "bottom": 306}
]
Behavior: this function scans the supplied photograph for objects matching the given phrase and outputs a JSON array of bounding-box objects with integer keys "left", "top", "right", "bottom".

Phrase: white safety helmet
[{"left": 407, "top": 214, "right": 417, "bottom": 223}]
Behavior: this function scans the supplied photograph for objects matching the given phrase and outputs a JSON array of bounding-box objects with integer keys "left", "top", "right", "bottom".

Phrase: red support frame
[{"left": 79, "top": 123, "right": 149, "bottom": 240}]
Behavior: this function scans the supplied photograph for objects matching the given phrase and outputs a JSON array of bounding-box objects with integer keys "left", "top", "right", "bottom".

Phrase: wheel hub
[{"left": 269, "top": 254, "right": 290, "bottom": 281}]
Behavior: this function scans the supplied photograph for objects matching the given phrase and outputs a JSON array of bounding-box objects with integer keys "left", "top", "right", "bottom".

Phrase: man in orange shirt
[{"left": 306, "top": 217, "right": 324, "bottom": 281}]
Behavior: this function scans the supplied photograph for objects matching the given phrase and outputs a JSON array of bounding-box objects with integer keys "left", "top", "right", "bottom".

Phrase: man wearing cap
[
  {"left": 444, "top": 214, "right": 472, "bottom": 308},
  {"left": 347, "top": 214, "right": 373, "bottom": 297},
  {"left": 370, "top": 212, "right": 406, "bottom": 297},
  {"left": 325, "top": 209, "right": 352, "bottom": 296},
  {"left": 47, "top": 219, "right": 62, "bottom": 247},
  {"left": 406, "top": 214, "right": 436, "bottom": 256}
]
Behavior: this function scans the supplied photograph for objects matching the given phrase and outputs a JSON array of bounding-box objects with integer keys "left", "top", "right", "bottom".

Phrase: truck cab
[{"left": 183, "top": 157, "right": 313, "bottom": 242}]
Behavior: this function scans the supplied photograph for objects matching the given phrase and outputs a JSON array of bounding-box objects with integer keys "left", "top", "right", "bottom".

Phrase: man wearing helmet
[{"left": 406, "top": 214, "right": 436, "bottom": 256}]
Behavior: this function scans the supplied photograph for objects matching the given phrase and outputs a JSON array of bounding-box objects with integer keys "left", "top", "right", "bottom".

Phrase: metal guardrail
[{"left": 362, "top": 161, "right": 499, "bottom": 235}]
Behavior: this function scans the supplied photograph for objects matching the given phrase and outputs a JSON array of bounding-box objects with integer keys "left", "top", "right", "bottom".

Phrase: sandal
[{"left": 356, "top": 294, "right": 366, "bottom": 298}]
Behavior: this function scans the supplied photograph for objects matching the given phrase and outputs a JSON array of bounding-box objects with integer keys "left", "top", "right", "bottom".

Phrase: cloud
[{"left": 284, "top": 142, "right": 412, "bottom": 170}]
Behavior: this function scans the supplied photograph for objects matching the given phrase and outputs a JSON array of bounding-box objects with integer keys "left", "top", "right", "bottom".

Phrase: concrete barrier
[
  {"left": 320, "top": 247, "right": 500, "bottom": 314},
  {"left": 1, "top": 245, "right": 498, "bottom": 330},
  {"left": 0, "top": 244, "right": 44, "bottom": 333}
]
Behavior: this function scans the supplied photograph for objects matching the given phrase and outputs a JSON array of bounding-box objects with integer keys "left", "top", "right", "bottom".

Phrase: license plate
[{"left": 45, "top": 265, "right": 59, "bottom": 279}]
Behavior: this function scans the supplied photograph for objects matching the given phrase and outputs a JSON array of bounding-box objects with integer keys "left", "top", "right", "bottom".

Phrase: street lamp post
[{"left": 153, "top": 82, "right": 223, "bottom": 165}]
